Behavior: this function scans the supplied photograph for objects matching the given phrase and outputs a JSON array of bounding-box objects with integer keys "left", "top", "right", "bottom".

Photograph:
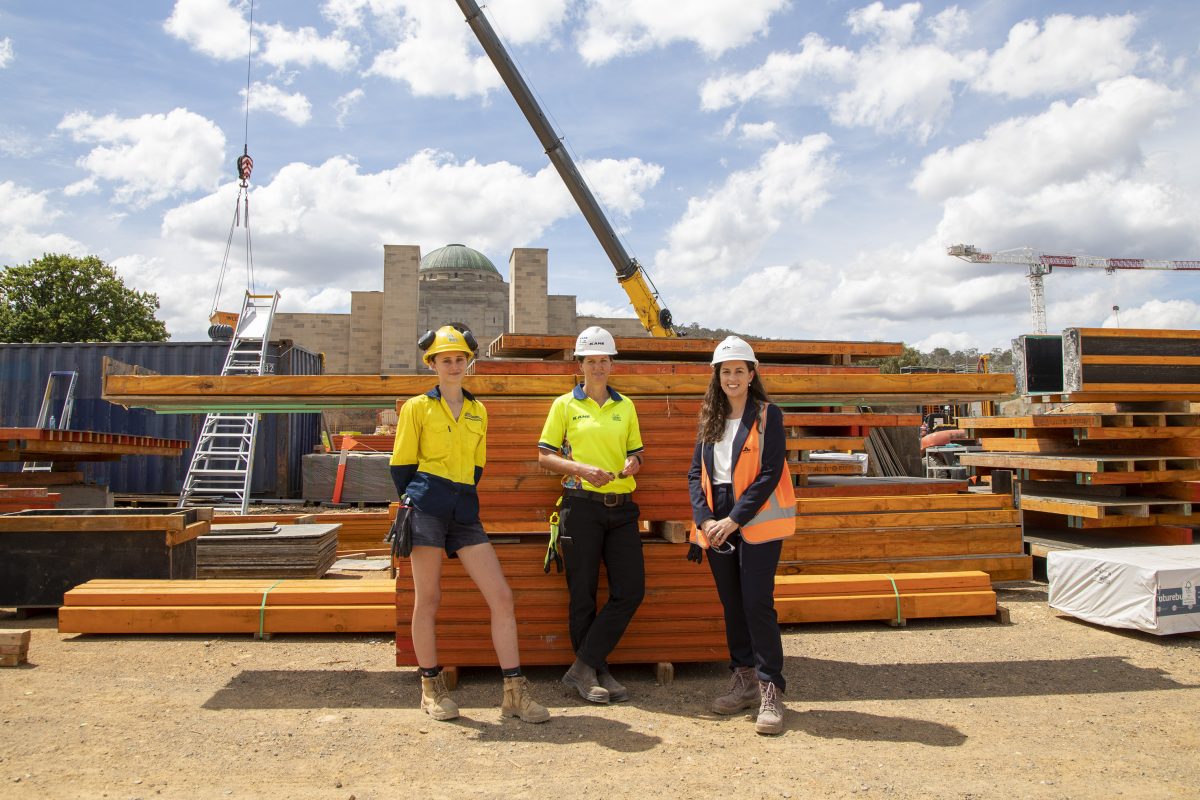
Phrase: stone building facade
[{"left": 271, "top": 243, "right": 648, "bottom": 376}]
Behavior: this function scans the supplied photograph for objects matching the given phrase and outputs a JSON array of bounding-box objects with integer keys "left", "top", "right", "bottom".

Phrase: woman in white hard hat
[
  {"left": 687, "top": 336, "right": 795, "bottom": 735},
  {"left": 391, "top": 323, "right": 549, "bottom": 724},
  {"left": 537, "top": 326, "right": 645, "bottom": 704}
]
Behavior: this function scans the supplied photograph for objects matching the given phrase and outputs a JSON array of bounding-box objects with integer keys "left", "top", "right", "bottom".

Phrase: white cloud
[
  {"left": 259, "top": 22, "right": 357, "bottom": 70},
  {"left": 912, "top": 330, "right": 977, "bottom": 352},
  {"left": 364, "top": 0, "right": 566, "bottom": 98},
  {"left": 576, "top": 299, "right": 635, "bottom": 318},
  {"left": 1102, "top": 298, "right": 1200, "bottom": 329},
  {"left": 334, "top": 88, "right": 365, "bottom": 128},
  {"left": 739, "top": 121, "right": 780, "bottom": 141},
  {"left": 914, "top": 77, "right": 1184, "bottom": 200},
  {"left": 653, "top": 135, "right": 837, "bottom": 288},
  {"left": 0, "top": 37, "right": 13, "bottom": 67},
  {"left": 164, "top": 0, "right": 248, "bottom": 60},
  {"left": 847, "top": 1, "right": 921, "bottom": 43},
  {"left": 165, "top": 0, "right": 356, "bottom": 70},
  {"left": 0, "top": 182, "right": 87, "bottom": 264},
  {"left": 0, "top": 125, "right": 39, "bottom": 158},
  {"left": 243, "top": 82, "right": 312, "bottom": 125},
  {"left": 975, "top": 14, "right": 1140, "bottom": 99},
  {"left": 700, "top": 4, "right": 984, "bottom": 142},
  {"left": 927, "top": 6, "right": 970, "bottom": 46},
  {"left": 57, "top": 108, "right": 227, "bottom": 208},
  {"left": 63, "top": 177, "right": 99, "bottom": 197},
  {"left": 576, "top": 0, "right": 788, "bottom": 63},
  {"left": 154, "top": 149, "right": 661, "bottom": 332}
]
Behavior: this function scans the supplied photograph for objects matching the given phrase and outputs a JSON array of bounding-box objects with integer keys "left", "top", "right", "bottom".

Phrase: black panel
[
  {"left": 1082, "top": 336, "right": 1200, "bottom": 357},
  {"left": 1024, "top": 336, "right": 1064, "bottom": 394},
  {"left": 1081, "top": 364, "right": 1200, "bottom": 385}
]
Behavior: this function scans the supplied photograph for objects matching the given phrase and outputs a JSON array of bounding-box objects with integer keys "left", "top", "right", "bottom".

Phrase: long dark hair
[{"left": 697, "top": 362, "right": 772, "bottom": 443}]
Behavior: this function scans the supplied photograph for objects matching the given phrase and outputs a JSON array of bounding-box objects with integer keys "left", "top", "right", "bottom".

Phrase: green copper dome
[{"left": 419, "top": 244, "right": 499, "bottom": 275}]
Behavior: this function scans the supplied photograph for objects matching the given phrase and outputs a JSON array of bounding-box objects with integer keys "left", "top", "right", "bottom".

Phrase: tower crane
[{"left": 947, "top": 244, "right": 1200, "bottom": 334}]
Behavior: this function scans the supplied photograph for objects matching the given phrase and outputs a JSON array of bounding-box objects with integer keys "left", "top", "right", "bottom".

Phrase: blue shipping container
[{"left": 0, "top": 341, "right": 322, "bottom": 497}]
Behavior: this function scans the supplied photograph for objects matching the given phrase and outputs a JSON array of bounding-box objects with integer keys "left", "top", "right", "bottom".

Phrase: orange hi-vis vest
[{"left": 691, "top": 405, "right": 796, "bottom": 546}]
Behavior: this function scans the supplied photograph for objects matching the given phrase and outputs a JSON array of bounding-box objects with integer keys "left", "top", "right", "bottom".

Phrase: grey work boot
[
  {"left": 710, "top": 666, "right": 759, "bottom": 715},
  {"left": 420, "top": 673, "right": 459, "bottom": 721},
  {"left": 501, "top": 676, "right": 551, "bottom": 723},
  {"left": 755, "top": 680, "right": 784, "bottom": 735},
  {"left": 597, "top": 669, "right": 629, "bottom": 702},
  {"left": 561, "top": 658, "right": 610, "bottom": 704}
]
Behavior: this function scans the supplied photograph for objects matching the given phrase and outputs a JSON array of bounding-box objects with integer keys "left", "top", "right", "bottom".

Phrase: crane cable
[{"left": 210, "top": 0, "right": 257, "bottom": 321}]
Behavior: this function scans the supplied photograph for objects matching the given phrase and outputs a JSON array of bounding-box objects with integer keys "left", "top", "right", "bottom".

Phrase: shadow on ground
[{"left": 790, "top": 708, "right": 967, "bottom": 746}]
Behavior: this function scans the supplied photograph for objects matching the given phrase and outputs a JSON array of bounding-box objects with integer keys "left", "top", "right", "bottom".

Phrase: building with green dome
[{"left": 272, "top": 243, "right": 647, "bottom": 380}]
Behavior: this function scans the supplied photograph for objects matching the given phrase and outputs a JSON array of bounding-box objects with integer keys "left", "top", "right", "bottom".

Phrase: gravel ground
[{"left": 2, "top": 581, "right": 1198, "bottom": 800}]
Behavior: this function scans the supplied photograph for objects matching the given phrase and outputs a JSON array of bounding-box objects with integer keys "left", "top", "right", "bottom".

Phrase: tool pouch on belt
[
  {"left": 543, "top": 496, "right": 564, "bottom": 574},
  {"left": 387, "top": 498, "right": 414, "bottom": 559}
]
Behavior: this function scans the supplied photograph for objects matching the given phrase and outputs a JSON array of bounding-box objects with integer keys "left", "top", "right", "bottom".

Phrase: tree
[{"left": 0, "top": 253, "right": 169, "bottom": 343}]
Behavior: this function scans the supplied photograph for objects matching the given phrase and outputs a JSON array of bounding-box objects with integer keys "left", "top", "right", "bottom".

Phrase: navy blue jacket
[{"left": 687, "top": 401, "right": 787, "bottom": 528}]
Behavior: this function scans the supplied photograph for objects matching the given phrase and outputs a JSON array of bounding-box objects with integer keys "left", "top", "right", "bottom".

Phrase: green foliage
[
  {"left": 863, "top": 344, "right": 1014, "bottom": 374},
  {"left": 0, "top": 253, "right": 169, "bottom": 343}
]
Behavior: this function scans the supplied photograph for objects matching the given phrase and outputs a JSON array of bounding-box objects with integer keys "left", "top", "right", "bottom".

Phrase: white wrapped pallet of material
[{"left": 1047, "top": 545, "right": 1200, "bottom": 635}]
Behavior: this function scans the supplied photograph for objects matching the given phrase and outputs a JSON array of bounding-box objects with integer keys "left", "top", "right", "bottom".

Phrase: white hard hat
[
  {"left": 712, "top": 335, "right": 757, "bottom": 366},
  {"left": 574, "top": 326, "right": 618, "bottom": 357}
]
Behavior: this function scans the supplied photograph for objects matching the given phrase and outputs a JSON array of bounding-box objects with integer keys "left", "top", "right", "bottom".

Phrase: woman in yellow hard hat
[
  {"left": 537, "top": 326, "right": 645, "bottom": 704},
  {"left": 687, "top": 336, "right": 795, "bottom": 735},
  {"left": 391, "top": 323, "right": 549, "bottom": 724}
]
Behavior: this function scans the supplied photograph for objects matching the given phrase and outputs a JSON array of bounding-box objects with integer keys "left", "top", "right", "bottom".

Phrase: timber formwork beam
[{"left": 103, "top": 372, "right": 1016, "bottom": 413}]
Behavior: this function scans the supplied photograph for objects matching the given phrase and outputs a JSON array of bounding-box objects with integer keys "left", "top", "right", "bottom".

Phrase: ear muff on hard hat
[
  {"left": 711, "top": 335, "right": 757, "bottom": 367},
  {"left": 419, "top": 324, "right": 478, "bottom": 365}
]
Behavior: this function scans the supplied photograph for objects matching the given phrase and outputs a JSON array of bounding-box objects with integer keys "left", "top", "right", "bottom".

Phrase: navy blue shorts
[{"left": 409, "top": 509, "right": 489, "bottom": 557}]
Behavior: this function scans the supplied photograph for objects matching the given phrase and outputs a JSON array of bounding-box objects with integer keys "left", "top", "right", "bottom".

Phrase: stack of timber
[
  {"left": 212, "top": 510, "right": 392, "bottom": 556},
  {"left": 0, "top": 428, "right": 190, "bottom": 463},
  {"left": 197, "top": 522, "right": 340, "bottom": 578},
  {"left": 781, "top": 493, "right": 1028, "bottom": 580},
  {"left": 58, "top": 578, "right": 394, "bottom": 634},
  {"left": 0, "top": 508, "right": 207, "bottom": 608},
  {"left": 56, "top": 567, "right": 997, "bottom": 638},
  {"left": 962, "top": 328, "right": 1200, "bottom": 556},
  {"left": 0, "top": 487, "right": 60, "bottom": 513},
  {"left": 774, "top": 571, "right": 997, "bottom": 624},
  {"left": 0, "top": 629, "right": 31, "bottom": 667}
]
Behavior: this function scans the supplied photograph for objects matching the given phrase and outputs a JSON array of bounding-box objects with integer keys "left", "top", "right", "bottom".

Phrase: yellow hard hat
[{"left": 419, "top": 324, "right": 478, "bottom": 365}]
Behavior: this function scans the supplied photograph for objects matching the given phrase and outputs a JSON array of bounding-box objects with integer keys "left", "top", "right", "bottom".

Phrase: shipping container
[{"left": 0, "top": 341, "right": 322, "bottom": 497}]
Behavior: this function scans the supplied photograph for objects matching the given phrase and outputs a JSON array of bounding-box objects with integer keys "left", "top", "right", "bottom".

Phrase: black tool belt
[{"left": 563, "top": 487, "right": 633, "bottom": 507}]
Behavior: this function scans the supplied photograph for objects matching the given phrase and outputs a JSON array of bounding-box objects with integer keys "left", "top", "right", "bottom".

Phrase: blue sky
[{"left": 3, "top": 0, "right": 1200, "bottom": 351}]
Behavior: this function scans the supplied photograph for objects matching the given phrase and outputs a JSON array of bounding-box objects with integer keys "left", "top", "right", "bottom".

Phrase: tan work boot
[
  {"left": 755, "top": 680, "right": 784, "bottom": 735},
  {"left": 561, "top": 658, "right": 610, "bottom": 704},
  {"left": 710, "top": 666, "right": 759, "bottom": 715},
  {"left": 501, "top": 676, "right": 551, "bottom": 723},
  {"left": 420, "top": 673, "right": 459, "bottom": 721},
  {"left": 597, "top": 669, "right": 629, "bottom": 702}
]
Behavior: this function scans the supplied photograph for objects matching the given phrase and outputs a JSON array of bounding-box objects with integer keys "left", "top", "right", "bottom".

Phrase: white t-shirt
[{"left": 712, "top": 417, "right": 740, "bottom": 484}]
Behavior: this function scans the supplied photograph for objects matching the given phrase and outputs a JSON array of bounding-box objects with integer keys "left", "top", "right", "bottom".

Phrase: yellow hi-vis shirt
[
  {"left": 537, "top": 384, "right": 643, "bottom": 494},
  {"left": 391, "top": 387, "right": 486, "bottom": 520}
]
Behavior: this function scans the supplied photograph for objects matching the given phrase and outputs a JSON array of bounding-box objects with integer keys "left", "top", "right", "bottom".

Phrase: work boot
[
  {"left": 501, "top": 676, "right": 551, "bottom": 723},
  {"left": 755, "top": 680, "right": 784, "bottom": 735},
  {"left": 710, "top": 666, "right": 759, "bottom": 715},
  {"left": 561, "top": 658, "right": 610, "bottom": 704},
  {"left": 420, "top": 673, "right": 459, "bottom": 721},
  {"left": 596, "top": 669, "right": 629, "bottom": 702}
]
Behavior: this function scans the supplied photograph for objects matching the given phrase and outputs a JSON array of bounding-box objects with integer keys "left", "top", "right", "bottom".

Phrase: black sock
[
  {"left": 501, "top": 667, "right": 523, "bottom": 679},
  {"left": 419, "top": 665, "right": 442, "bottom": 678}
]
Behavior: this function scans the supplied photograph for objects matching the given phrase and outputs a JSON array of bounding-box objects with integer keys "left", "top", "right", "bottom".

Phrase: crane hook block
[{"left": 236, "top": 154, "right": 254, "bottom": 182}]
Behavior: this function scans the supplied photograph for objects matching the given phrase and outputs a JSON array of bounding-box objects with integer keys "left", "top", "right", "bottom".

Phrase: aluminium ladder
[
  {"left": 22, "top": 370, "right": 79, "bottom": 472},
  {"left": 178, "top": 291, "right": 279, "bottom": 514}
]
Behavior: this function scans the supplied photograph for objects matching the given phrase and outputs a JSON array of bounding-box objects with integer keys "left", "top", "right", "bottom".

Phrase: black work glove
[{"left": 687, "top": 543, "right": 704, "bottom": 564}]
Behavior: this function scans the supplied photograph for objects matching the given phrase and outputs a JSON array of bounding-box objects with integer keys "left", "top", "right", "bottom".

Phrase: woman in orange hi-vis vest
[{"left": 687, "top": 336, "right": 796, "bottom": 736}]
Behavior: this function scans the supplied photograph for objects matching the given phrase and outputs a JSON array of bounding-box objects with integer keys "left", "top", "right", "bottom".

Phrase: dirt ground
[{"left": 2, "top": 581, "right": 1198, "bottom": 800}]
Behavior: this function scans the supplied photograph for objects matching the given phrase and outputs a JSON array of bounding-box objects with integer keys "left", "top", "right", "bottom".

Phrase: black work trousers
[
  {"left": 559, "top": 496, "right": 645, "bottom": 670},
  {"left": 707, "top": 483, "right": 786, "bottom": 691}
]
